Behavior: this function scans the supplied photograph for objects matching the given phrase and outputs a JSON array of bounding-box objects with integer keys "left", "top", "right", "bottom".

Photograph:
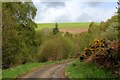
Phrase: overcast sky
[{"left": 32, "top": 0, "right": 117, "bottom": 23}]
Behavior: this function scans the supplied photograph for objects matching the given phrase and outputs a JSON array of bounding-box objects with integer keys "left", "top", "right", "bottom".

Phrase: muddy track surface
[{"left": 18, "top": 61, "right": 75, "bottom": 79}]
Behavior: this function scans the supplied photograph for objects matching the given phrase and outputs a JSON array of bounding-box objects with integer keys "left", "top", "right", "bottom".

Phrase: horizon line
[{"left": 36, "top": 22, "right": 100, "bottom": 24}]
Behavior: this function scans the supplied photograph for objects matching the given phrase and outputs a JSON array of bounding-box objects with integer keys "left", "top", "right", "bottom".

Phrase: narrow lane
[{"left": 19, "top": 61, "right": 74, "bottom": 79}]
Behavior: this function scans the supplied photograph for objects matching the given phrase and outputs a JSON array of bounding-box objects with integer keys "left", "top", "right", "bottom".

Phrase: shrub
[
  {"left": 80, "top": 39, "right": 120, "bottom": 77},
  {"left": 37, "top": 35, "right": 77, "bottom": 62},
  {"left": 36, "top": 28, "right": 53, "bottom": 44}
]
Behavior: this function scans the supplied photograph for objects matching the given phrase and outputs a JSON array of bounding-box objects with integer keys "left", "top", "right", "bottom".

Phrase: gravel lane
[{"left": 19, "top": 61, "right": 74, "bottom": 79}]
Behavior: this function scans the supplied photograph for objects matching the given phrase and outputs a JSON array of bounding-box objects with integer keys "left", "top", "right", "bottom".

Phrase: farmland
[
  {"left": 36, "top": 22, "right": 100, "bottom": 34},
  {"left": 37, "top": 22, "right": 92, "bottom": 29}
]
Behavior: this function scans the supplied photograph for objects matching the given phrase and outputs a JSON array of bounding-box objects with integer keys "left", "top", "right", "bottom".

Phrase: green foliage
[
  {"left": 77, "top": 22, "right": 101, "bottom": 53},
  {"left": 64, "top": 32, "right": 73, "bottom": 37},
  {"left": 118, "top": 1, "right": 120, "bottom": 41},
  {"left": 53, "top": 23, "right": 59, "bottom": 35},
  {"left": 36, "top": 32, "right": 78, "bottom": 62},
  {"left": 2, "top": 2, "right": 37, "bottom": 68},
  {"left": 39, "top": 38, "right": 63, "bottom": 62},
  {"left": 66, "top": 62, "right": 113, "bottom": 78},
  {"left": 79, "top": 32, "right": 92, "bottom": 53},
  {"left": 35, "top": 28, "right": 53, "bottom": 44},
  {"left": 99, "top": 15, "right": 118, "bottom": 31},
  {"left": 101, "top": 22, "right": 118, "bottom": 40},
  {"left": 34, "top": 25, "right": 80, "bottom": 62}
]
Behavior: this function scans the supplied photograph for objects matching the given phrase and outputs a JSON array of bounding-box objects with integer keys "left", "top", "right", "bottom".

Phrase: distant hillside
[{"left": 36, "top": 22, "right": 100, "bottom": 34}]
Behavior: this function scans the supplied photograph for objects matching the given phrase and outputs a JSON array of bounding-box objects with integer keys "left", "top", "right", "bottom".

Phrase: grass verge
[
  {"left": 66, "top": 62, "right": 113, "bottom": 78},
  {"left": 2, "top": 59, "right": 73, "bottom": 78}
]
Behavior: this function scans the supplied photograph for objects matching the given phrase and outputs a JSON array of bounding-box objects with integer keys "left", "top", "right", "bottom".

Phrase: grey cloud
[
  {"left": 85, "top": 2, "right": 102, "bottom": 7},
  {"left": 76, "top": 13, "right": 93, "bottom": 22},
  {"left": 34, "top": 0, "right": 116, "bottom": 23},
  {"left": 87, "top": 0, "right": 103, "bottom": 2},
  {"left": 42, "top": 2, "right": 65, "bottom": 8},
  {"left": 38, "top": 0, "right": 65, "bottom": 2},
  {"left": 55, "top": 15, "right": 71, "bottom": 23}
]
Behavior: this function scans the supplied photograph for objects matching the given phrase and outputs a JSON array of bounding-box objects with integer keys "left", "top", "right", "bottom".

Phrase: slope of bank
[{"left": 65, "top": 62, "right": 114, "bottom": 78}]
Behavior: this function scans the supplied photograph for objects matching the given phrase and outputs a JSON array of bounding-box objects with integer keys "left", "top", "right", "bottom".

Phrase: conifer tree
[{"left": 53, "top": 23, "right": 59, "bottom": 35}]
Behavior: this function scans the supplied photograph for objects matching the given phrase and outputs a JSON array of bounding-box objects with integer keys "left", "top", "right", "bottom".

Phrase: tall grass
[
  {"left": 2, "top": 62, "right": 54, "bottom": 78},
  {"left": 66, "top": 62, "right": 113, "bottom": 78}
]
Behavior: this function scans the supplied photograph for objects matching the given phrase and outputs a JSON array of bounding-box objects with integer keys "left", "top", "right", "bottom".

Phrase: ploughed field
[
  {"left": 60, "top": 28, "right": 88, "bottom": 34},
  {"left": 37, "top": 22, "right": 100, "bottom": 34}
]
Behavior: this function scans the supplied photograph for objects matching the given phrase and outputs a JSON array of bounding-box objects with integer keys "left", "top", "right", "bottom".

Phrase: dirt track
[{"left": 18, "top": 61, "right": 74, "bottom": 79}]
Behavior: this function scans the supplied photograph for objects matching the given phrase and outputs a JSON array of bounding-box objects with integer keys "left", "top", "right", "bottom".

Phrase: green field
[{"left": 36, "top": 22, "right": 100, "bottom": 30}]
